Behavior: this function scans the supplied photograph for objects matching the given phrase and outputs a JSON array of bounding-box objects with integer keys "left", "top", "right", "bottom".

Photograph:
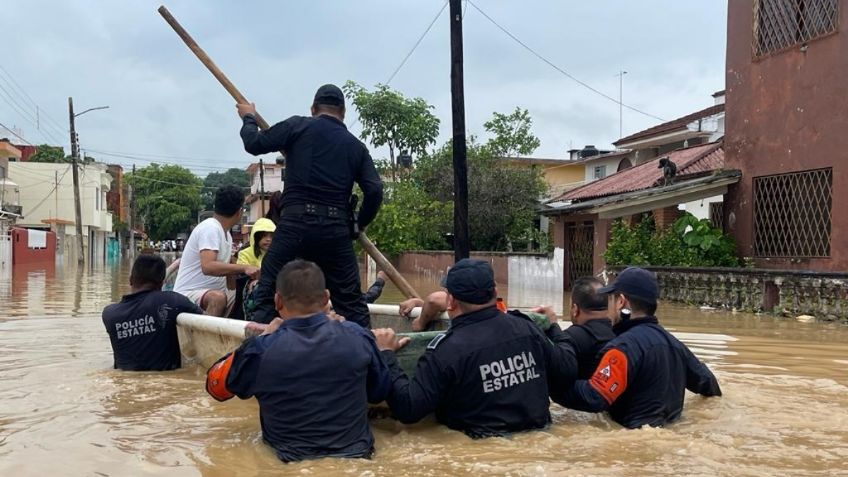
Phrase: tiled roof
[
  {"left": 553, "top": 142, "right": 724, "bottom": 202},
  {"left": 613, "top": 104, "right": 725, "bottom": 146}
]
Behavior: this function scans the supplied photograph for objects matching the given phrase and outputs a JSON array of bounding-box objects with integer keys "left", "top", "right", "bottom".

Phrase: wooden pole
[
  {"left": 157, "top": 5, "right": 420, "bottom": 299},
  {"left": 449, "top": 0, "right": 470, "bottom": 261},
  {"left": 69, "top": 97, "right": 85, "bottom": 265},
  {"left": 258, "top": 158, "right": 266, "bottom": 216}
]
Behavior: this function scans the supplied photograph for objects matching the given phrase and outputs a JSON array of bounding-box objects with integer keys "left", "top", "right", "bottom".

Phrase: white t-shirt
[{"left": 174, "top": 218, "right": 233, "bottom": 294}]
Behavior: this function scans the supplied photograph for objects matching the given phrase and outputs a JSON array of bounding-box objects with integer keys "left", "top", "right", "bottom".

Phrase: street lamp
[{"left": 68, "top": 98, "right": 110, "bottom": 265}]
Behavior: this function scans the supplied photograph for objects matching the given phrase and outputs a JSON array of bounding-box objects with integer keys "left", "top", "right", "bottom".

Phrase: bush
[{"left": 605, "top": 212, "right": 739, "bottom": 268}]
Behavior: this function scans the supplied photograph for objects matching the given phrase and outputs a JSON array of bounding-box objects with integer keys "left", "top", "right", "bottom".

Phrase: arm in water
[
  {"left": 684, "top": 346, "right": 722, "bottom": 396},
  {"left": 206, "top": 319, "right": 284, "bottom": 401}
]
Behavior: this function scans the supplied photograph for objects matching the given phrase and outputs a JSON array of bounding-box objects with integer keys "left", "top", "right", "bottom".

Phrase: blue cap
[
  {"left": 598, "top": 267, "right": 659, "bottom": 305},
  {"left": 440, "top": 259, "right": 496, "bottom": 304}
]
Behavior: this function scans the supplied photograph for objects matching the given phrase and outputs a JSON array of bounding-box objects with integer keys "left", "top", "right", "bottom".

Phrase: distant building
[
  {"left": 725, "top": 0, "right": 843, "bottom": 271},
  {"left": 10, "top": 161, "right": 114, "bottom": 263},
  {"left": 244, "top": 160, "right": 284, "bottom": 224}
]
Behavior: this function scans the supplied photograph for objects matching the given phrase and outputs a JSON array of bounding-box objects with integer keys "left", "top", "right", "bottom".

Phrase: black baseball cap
[
  {"left": 440, "top": 259, "right": 496, "bottom": 304},
  {"left": 313, "top": 84, "right": 345, "bottom": 107},
  {"left": 598, "top": 267, "right": 659, "bottom": 305}
]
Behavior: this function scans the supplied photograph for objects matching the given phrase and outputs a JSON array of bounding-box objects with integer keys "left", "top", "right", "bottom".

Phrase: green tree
[
  {"left": 482, "top": 107, "right": 541, "bottom": 157},
  {"left": 413, "top": 139, "right": 546, "bottom": 251},
  {"left": 343, "top": 81, "right": 440, "bottom": 180},
  {"left": 126, "top": 163, "right": 203, "bottom": 241},
  {"left": 202, "top": 168, "right": 250, "bottom": 210},
  {"left": 28, "top": 145, "right": 68, "bottom": 163}
]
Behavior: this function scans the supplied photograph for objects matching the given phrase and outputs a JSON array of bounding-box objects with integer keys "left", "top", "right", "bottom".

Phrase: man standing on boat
[
  {"left": 373, "top": 259, "right": 578, "bottom": 438},
  {"left": 237, "top": 84, "right": 383, "bottom": 327},
  {"left": 557, "top": 267, "right": 722, "bottom": 428}
]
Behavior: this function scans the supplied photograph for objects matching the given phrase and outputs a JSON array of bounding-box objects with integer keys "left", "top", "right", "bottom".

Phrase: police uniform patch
[{"left": 427, "top": 333, "right": 448, "bottom": 350}]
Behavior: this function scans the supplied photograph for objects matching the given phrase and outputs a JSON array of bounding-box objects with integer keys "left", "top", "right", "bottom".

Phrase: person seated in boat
[
  {"left": 533, "top": 276, "right": 616, "bottom": 381},
  {"left": 398, "top": 290, "right": 448, "bottom": 331},
  {"left": 372, "top": 259, "right": 578, "bottom": 438},
  {"left": 174, "top": 185, "right": 260, "bottom": 317},
  {"left": 205, "top": 259, "right": 391, "bottom": 462},
  {"left": 236, "top": 218, "right": 276, "bottom": 320},
  {"left": 102, "top": 255, "right": 203, "bottom": 371},
  {"left": 556, "top": 267, "right": 722, "bottom": 428}
]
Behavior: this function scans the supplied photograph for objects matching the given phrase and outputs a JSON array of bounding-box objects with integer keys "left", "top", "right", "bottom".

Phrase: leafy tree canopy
[{"left": 126, "top": 163, "right": 203, "bottom": 241}]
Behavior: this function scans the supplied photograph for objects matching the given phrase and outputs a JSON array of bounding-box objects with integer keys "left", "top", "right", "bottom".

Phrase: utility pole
[
  {"left": 54, "top": 170, "right": 58, "bottom": 224},
  {"left": 129, "top": 164, "right": 135, "bottom": 257},
  {"left": 68, "top": 97, "right": 85, "bottom": 265},
  {"left": 617, "top": 70, "right": 627, "bottom": 140},
  {"left": 258, "top": 159, "right": 266, "bottom": 216},
  {"left": 449, "top": 0, "right": 470, "bottom": 262}
]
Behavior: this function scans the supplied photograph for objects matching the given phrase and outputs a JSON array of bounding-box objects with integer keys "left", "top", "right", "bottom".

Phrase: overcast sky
[{"left": 3, "top": 1, "right": 727, "bottom": 176}]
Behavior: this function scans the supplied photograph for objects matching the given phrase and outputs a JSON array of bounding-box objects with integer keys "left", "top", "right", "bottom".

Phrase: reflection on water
[{"left": 1, "top": 259, "right": 847, "bottom": 476}]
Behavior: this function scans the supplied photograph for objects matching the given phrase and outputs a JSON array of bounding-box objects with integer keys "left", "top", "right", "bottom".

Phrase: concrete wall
[
  {"left": 397, "top": 251, "right": 548, "bottom": 286},
  {"left": 681, "top": 194, "right": 723, "bottom": 221},
  {"left": 725, "top": 1, "right": 847, "bottom": 271},
  {"left": 11, "top": 228, "right": 56, "bottom": 265},
  {"left": 609, "top": 266, "right": 848, "bottom": 322},
  {"left": 542, "top": 164, "right": 584, "bottom": 197},
  {"left": 582, "top": 156, "right": 630, "bottom": 183}
]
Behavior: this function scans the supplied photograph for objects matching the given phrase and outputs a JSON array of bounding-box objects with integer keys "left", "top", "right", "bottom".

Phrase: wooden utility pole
[
  {"left": 68, "top": 97, "right": 85, "bottom": 265},
  {"left": 129, "top": 164, "right": 135, "bottom": 257},
  {"left": 449, "top": 0, "right": 470, "bottom": 262},
  {"left": 258, "top": 158, "right": 266, "bottom": 216}
]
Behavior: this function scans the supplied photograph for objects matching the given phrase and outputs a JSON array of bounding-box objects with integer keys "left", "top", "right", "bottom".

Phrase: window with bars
[
  {"left": 753, "top": 0, "right": 839, "bottom": 58},
  {"left": 752, "top": 168, "right": 832, "bottom": 258},
  {"left": 709, "top": 202, "right": 724, "bottom": 231},
  {"left": 593, "top": 165, "right": 607, "bottom": 180}
]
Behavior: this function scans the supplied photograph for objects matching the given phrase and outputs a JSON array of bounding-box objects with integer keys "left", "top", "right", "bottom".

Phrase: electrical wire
[
  {"left": 0, "top": 120, "right": 33, "bottom": 145},
  {"left": 0, "top": 82, "right": 65, "bottom": 145},
  {"left": 466, "top": 0, "right": 665, "bottom": 122},
  {"left": 0, "top": 63, "right": 68, "bottom": 137}
]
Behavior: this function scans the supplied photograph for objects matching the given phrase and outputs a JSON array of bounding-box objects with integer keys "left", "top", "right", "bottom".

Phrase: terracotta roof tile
[
  {"left": 553, "top": 142, "right": 724, "bottom": 202},
  {"left": 613, "top": 104, "right": 725, "bottom": 146}
]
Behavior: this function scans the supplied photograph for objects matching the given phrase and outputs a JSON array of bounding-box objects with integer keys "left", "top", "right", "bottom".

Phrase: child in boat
[
  {"left": 102, "top": 255, "right": 202, "bottom": 371},
  {"left": 236, "top": 218, "right": 276, "bottom": 320}
]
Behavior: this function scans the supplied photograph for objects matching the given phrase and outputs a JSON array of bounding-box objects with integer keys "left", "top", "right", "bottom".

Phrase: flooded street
[{"left": 1, "top": 260, "right": 847, "bottom": 477}]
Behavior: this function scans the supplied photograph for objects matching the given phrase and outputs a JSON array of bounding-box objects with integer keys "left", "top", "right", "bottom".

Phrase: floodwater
[{"left": 1, "top": 260, "right": 847, "bottom": 477}]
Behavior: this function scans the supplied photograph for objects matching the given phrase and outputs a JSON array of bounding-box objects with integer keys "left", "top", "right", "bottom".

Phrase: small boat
[{"left": 176, "top": 304, "right": 453, "bottom": 376}]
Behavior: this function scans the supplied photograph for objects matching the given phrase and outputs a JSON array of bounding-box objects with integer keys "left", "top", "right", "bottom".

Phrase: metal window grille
[
  {"left": 709, "top": 202, "right": 725, "bottom": 231},
  {"left": 753, "top": 0, "right": 839, "bottom": 58},
  {"left": 565, "top": 221, "right": 594, "bottom": 287},
  {"left": 752, "top": 168, "right": 832, "bottom": 257}
]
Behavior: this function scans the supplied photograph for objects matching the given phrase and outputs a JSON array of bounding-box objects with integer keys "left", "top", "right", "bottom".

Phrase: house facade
[
  {"left": 11, "top": 161, "right": 114, "bottom": 263},
  {"left": 725, "top": 0, "right": 844, "bottom": 271},
  {"left": 245, "top": 160, "right": 284, "bottom": 225}
]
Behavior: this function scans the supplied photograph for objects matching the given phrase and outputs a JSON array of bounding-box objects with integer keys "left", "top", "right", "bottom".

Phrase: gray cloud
[{"left": 3, "top": 0, "right": 726, "bottom": 175}]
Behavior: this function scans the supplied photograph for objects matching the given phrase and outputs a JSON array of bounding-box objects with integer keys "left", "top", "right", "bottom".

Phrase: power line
[
  {"left": 385, "top": 0, "right": 449, "bottom": 85},
  {"left": 466, "top": 1, "right": 665, "bottom": 122},
  {"left": 0, "top": 120, "right": 33, "bottom": 145},
  {"left": 83, "top": 149, "right": 239, "bottom": 174},
  {"left": 349, "top": 1, "right": 448, "bottom": 131},
  {"left": 0, "top": 63, "right": 68, "bottom": 136},
  {"left": 0, "top": 83, "right": 65, "bottom": 145}
]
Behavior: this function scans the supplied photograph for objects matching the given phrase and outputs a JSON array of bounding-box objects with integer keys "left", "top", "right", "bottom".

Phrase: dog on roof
[{"left": 658, "top": 157, "right": 677, "bottom": 186}]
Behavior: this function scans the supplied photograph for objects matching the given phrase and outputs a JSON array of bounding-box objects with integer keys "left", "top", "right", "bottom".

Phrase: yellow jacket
[{"left": 236, "top": 218, "right": 277, "bottom": 267}]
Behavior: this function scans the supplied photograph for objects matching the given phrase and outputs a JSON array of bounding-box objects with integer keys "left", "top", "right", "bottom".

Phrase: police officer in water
[
  {"left": 237, "top": 84, "right": 383, "bottom": 327},
  {"left": 373, "top": 259, "right": 578, "bottom": 438}
]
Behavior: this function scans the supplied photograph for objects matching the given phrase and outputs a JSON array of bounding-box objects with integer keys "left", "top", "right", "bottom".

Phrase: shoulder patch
[{"left": 427, "top": 332, "right": 448, "bottom": 350}]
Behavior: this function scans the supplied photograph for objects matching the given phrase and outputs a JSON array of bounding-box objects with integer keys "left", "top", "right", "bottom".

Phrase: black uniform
[
  {"left": 102, "top": 289, "right": 201, "bottom": 371},
  {"left": 220, "top": 313, "right": 391, "bottom": 462},
  {"left": 240, "top": 113, "right": 383, "bottom": 327},
  {"left": 555, "top": 319, "right": 616, "bottom": 379},
  {"left": 560, "top": 316, "right": 722, "bottom": 428},
  {"left": 381, "top": 306, "right": 577, "bottom": 438}
]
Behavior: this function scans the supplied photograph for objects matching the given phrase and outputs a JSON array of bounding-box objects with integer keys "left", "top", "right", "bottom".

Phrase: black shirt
[
  {"left": 555, "top": 319, "right": 616, "bottom": 379},
  {"left": 225, "top": 313, "right": 391, "bottom": 462},
  {"left": 102, "top": 289, "right": 201, "bottom": 371},
  {"left": 240, "top": 114, "right": 383, "bottom": 227},
  {"left": 381, "top": 306, "right": 577, "bottom": 438}
]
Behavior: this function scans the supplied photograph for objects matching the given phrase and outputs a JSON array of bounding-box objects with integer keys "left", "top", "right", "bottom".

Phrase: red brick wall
[{"left": 653, "top": 206, "right": 681, "bottom": 230}]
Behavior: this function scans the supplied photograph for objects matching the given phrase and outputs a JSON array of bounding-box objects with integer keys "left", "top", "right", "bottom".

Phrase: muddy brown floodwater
[{"left": 1, "top": 261, "right": 847, "bottom": 476}]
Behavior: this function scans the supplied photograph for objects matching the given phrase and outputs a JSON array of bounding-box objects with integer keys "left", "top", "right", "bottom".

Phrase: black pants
[{"left": 252, "top": 215, "right": 370, "bottom": 327}]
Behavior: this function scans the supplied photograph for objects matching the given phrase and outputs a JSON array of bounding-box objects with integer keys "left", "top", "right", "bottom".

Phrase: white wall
[
  {"left": 679, "top": 194, "right": 723, "bottom": 221},
  {"left": 583, "top": 156, "right": 629, "bottom": 183}
]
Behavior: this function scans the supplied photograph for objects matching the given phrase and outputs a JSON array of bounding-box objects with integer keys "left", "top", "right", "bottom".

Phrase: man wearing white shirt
[{"left": 174, "top": 186, "right": 260, "bottom": 317}]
